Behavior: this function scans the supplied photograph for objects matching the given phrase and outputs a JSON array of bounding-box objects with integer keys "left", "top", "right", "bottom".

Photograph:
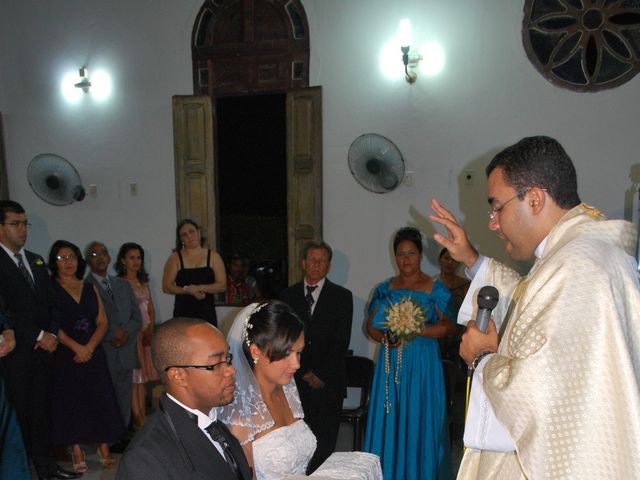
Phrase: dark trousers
[
  {"left": 300, "top": 383, "right": 342, "bottom": 474},
  {"left": 4, "top": 350, "right": 56, "bottom": 476}
]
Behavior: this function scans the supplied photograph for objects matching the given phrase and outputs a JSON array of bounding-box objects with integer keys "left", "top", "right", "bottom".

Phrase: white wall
[{"left": 1, "top": 0, "right": 639, "bottom": 359}]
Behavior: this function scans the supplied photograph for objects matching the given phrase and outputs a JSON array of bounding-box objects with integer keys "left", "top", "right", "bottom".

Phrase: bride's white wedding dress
[
  {"left": 251, "top": 383, "right": 317, "bottom": 480},
  {"left": 217, "top": 303, "right": 381, "bottom": 480}
]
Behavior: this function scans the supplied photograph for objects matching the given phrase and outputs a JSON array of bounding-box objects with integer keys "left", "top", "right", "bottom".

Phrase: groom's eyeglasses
[{"left": 165, "top": 352, "right": 233, "bottom": 372}]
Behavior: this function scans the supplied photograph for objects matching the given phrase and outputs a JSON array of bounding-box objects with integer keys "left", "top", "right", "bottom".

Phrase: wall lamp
[
  {"left": 74, "top": 67, "right": 92, "bottom": 92},
  {"left": 400, "top": 45, "right": 423, "bottom": 84}
]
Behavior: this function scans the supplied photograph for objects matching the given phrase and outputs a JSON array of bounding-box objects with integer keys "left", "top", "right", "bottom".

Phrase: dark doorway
[{"left": 216, "top": 93, "right": 287, "bottom": 302}]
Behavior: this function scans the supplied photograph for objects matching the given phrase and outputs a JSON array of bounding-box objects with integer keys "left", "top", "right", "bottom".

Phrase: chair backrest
[
  {"left": 344, "top": 355, "right": 375, "bottom": 409},
  {"left": 441, "top": 358, "right": 458, "bottom": 415}
]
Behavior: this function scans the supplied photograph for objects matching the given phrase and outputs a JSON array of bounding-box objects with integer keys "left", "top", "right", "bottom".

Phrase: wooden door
[
  {"left": 172, "top": 95, "right": 217, "bottom": 246},
  {"left": 286, "top": 87, "right": 322, "bottom": 283},
  {"left": 172, "top": 87, "right": 322, "bottom": 284}
]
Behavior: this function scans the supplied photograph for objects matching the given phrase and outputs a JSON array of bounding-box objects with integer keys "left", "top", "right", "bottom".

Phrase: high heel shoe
[
  {"left": 97, "top": 448, "right": 117, "bottom": 469},
  {"left": 72, "top": 450, "right": 88, "bottom": 473}
]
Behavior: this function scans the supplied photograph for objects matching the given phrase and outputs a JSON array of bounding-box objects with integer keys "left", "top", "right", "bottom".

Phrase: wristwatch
[{"left": 472, "top": 351, "right": 493, "bottom": 370}]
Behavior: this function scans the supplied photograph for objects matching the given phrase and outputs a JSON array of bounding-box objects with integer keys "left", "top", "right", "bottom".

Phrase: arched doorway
[{"left": 172, "top": 0, "right": 322, "bottom": 300}]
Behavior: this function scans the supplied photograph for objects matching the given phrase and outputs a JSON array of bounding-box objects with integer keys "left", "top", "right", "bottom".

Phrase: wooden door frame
[{"left": 172, "top": 87, "right": 322, "bottom": 286}]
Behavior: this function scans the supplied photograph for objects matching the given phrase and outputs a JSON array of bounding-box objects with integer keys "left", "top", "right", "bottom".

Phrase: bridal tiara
[{"left": 243, "top": 302, "right": 269, "bottom": 347}]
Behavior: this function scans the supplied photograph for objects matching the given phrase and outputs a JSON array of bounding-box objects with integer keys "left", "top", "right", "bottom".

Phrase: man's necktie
[
  {"left": 205, "top": 420, "right": 243, "bottom": 480},
  {"left": 15, "top": 253, "right": 35, "bottom": 290},
  {"left": 305, "top": 285, "right": 317, "bottom": 316},
  {"left": 102, "top": 278, "right": 114, "bottom": 301}
]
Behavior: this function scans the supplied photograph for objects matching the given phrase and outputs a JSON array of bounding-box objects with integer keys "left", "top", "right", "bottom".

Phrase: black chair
[
  {"left": 339, "top": 355, "right": 374, "bottom": 451},
  {"left": 441, "top": 358, "right": 459, "bottom": 433}
]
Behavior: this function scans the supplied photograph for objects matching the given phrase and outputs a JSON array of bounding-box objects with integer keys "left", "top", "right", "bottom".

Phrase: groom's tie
[{"left": 205, "top": 420, "right": 244, "bottom": 480}]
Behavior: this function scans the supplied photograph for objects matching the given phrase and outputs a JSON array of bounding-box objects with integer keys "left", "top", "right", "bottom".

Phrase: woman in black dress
[
  {"left": 49, "top": 240, "right": 125, "bottom": 472},
  {"left": 162, "top": 219, "right": 226, "bottom": 326}
]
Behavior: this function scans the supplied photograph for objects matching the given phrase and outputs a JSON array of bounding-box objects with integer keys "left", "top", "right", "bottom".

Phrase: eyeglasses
[
  {"left": 488, "top": 194, "right": 519, "bottom": 223},
  {"left": 89, "top": 251, "right": 109, "bottom": 258},
  {"left": 2, "top": 221, "right": 31, "bottom": 228},
  {"left": 164, "top": 352, "right": 233, "bottom": 372},
  {"left": 56, "top": 254, "right": 77, "bottom": 262}
]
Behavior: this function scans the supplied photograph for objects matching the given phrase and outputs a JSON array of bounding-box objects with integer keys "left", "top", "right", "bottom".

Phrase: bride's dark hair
[{"left": 243, "top": 300, "right": 304, "bottom": 366}]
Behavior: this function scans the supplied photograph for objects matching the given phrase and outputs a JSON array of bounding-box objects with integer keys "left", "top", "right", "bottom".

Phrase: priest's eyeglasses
[
  {"left": 488, "top": 194, "right": 519, "bottom": 223},
  {"left": 164, "top": 352, "right": 233, "bottom": 372}
]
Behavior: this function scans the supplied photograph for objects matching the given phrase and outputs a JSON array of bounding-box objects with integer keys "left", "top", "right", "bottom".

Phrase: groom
[{"left": 117, "top": 317, "right": 251, "bottom": 480}]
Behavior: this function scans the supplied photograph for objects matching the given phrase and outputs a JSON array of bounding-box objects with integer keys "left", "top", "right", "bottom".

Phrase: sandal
[
  {"left": 97, "top": 448, "right": 117, "bottom": 469},
  {"left": 72, "top": 449, "right": 88, "bottom": 473}
]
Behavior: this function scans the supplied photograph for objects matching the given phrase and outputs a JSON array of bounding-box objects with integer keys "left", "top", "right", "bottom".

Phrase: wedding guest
[
  {"left": 86, "top": 241, "right": 142, "bottom": 437},
  {"left": 364, "top": 227, "right": 455, "bottom": 480},
  {"left": 0, "top": 296, "right": 30, "bottom": 480},
  {"left": 253, "top": 262, "right": 279, "bottom": 301},
  {"left": 435, "top": 247, "right": 470, "bottom": 314},
  {"left": 0, "top": 200, "right": 81, "bottom": 480},
  {"left": 49, "top": 240, "right": 124, "bottom": 472},
  {"left": 162, "top": 219, "right": 226, "bottom": 326},
  {"left": 279, "top": 241, "right": 353, "bottom": 473},
  {"left": 434, "top": 247, "right": 469, "bottom": 364},
  {"left": 225, "top": 253, "right": 255, "bottom": 305},
  {"left": 115, "top": 242, "right": 158, "bottom": 429}
]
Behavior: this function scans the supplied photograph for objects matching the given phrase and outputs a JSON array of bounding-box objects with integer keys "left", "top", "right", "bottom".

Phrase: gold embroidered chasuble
[{"left": 458, "top": 204, "right": 640, "bottom": 480}]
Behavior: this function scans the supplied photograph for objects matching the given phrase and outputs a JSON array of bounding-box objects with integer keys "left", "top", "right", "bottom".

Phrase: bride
[{"left": 218, "top": 301, "right": 317, "bottom": 480}]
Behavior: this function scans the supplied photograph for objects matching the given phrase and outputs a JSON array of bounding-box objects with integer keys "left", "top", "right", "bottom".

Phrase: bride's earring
[{"left": 253, "top": 357, "right": 258, "bottom": 365}]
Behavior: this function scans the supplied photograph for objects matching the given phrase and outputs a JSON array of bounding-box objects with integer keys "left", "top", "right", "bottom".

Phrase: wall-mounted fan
[
  {"left": 348, "top": 133, "right": 405, "bottom": 194},
  {"left": 27, "top": 154, "right": 86, "bottom": 206}
]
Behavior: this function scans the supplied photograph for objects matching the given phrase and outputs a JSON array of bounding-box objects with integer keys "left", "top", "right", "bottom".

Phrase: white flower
[{"left": 384, "top": 297, "right": 425, "bottom": 342}]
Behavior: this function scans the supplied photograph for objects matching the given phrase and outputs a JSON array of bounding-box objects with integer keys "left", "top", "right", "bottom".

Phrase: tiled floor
[
  {"left": 54, "top": 452, "right": 118, "bottom": 480},
  {"left": 28, "top": 452, "right": 118, "bottom": 480}
]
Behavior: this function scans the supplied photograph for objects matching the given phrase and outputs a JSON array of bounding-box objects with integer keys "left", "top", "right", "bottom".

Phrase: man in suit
[
  {"left": 85, "top": 241, "right": 141, "bottom": 433},
  {"left": 0, "top": 200, "right": 81, "bottom": 480},
  {"left": 279, "top": 240, "right": 353, "bottom": 473},
  {"left": 116, "top": 317, "right": 251, "bottom": 480}
]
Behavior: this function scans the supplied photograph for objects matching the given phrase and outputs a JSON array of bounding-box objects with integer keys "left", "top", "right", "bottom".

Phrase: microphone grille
[{"left": 477, "top": 285, "right": 499, "bottom": 310}]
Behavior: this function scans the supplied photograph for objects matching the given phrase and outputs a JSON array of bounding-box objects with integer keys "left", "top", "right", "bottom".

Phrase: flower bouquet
[
  {"left": 384, "top": 297, "right": 425, "bottom": 343},
  {"left": 382, "top": 297, "right": 425, "bottom": 413}
]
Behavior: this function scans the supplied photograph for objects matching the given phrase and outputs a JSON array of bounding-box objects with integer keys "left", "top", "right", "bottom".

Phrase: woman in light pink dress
[{"left": 115, "top": 242, "right": 158, "bottom": 429}]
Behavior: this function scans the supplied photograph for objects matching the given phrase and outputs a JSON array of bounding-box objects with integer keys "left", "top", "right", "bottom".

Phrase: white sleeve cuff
[
  {"left": 463, "top": 356, "right": 516, "bottom": 453},
  {"left": 457, "top": 256, "right": 489, "bottom": 325}
]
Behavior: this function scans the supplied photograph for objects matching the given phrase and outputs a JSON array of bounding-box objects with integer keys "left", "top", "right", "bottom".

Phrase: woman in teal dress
[
  {"left": 0, "top": 298, "right": 30, "bottom": 479},
  {"left": 364, "top": 227, "right": 455, "bottom": 480}
]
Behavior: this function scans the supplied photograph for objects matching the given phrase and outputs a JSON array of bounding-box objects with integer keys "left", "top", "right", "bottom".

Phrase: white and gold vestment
[{"left": 458, "top": 204, "right": 640, "bottom": 480}]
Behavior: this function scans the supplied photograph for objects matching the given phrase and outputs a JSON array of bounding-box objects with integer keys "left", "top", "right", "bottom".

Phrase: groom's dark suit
[
  {"left": 0, "top": 247, "right": 58, "bottom": 475},
  {"left": 117, "top": 394, "right": 251, "bottom": 480},
  {"left": 280, "top": 278, "right": 353, "bottom": 472}
]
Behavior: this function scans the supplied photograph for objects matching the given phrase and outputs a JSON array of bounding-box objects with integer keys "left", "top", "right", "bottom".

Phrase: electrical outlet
[
  {"left": 88, "top": 184, "right": 97, "bottom": 197},
  {"left": 403, "top": 171, "right": 414, "bottom": 186}
]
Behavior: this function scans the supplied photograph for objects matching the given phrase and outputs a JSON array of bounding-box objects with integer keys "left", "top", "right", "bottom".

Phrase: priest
[{"left": 430, "top": 136, "right": 640, "bottom": 479}]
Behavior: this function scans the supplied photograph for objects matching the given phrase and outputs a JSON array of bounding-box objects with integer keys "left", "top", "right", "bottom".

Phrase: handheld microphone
[
  {"left": 465, "top": 285, "right": 500, "bottom": 415},
  {"left": 475, "top": 285, "right": 499, "bottom": 333}
]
